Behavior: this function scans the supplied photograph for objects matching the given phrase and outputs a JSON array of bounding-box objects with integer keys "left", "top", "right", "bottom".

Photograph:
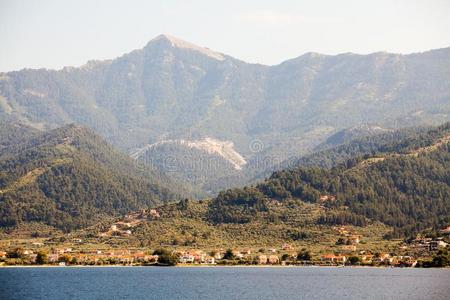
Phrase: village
[{"left": 1, "top": 226, "right": 448, "bottom": 267}]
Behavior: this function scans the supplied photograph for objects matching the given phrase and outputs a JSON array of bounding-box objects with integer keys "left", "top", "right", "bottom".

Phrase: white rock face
[
  {"left": 23, "top": 89, "right": 46, "bottom": 98},
  {"left": 130, "top": 137, "right": 246, "bottom": 170},
  {"left": 153, "top": 34, "right": 225, "bottom": 61}
]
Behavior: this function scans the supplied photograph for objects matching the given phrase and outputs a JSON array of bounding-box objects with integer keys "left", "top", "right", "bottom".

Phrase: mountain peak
[{"left": 147, "top": 34, "right": 225, "bottom": 61}]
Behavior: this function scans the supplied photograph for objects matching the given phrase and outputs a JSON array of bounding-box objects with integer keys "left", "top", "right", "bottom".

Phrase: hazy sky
[{"left": 1, "top": 0, "right": 449, "bottom": 71}]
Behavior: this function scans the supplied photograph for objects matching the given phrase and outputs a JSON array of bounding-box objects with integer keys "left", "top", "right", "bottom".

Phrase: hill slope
[
  {"left": 1, "top": 35, "right": 449, "bottom": 193},
  {"left": 0, "top": 124, "right": 183, "bottom": 231},
  {"left": 224, "top": 122, "right": 450, "bottom": 237},
  {"left": 88, "top": 122, "right": 450, "bottom": 247}
]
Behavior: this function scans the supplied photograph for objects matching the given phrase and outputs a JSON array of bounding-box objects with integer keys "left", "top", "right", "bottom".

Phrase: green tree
[
  {"left": 281, "top": 254, "right": 290, "bottom": 261},
  {"left": 297, "top": 250, "right": 311, "bottom": 261},
  {"left": 348, "top": 256, "right": 359, "bottom": 265},
  {"left": 7, "top": 248, "right": 24, "bottom": 259},
  {"left": 223, "top": 249, "right": 234, "bottom": 260},
  {"left": 36, "top": 251, "right": 48, "bottom": 265},
  {"left": 336, "top": 238, "right": 346, "bottom": 245},
  {"left": 154, "top": 249, "right": 178, "bottom": 266},
  {"left": 432, "top": 250, "right": 449, "bottom": 267}
]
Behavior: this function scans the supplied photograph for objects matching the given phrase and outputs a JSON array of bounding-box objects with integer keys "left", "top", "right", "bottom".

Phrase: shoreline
[{"left": 1, "top": 264, "right": 448, "bottom": 269}]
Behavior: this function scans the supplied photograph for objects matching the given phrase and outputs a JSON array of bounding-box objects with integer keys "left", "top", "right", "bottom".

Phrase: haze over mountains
[{"left": 0, "top": 34, "right": 449, "bottom": 193}]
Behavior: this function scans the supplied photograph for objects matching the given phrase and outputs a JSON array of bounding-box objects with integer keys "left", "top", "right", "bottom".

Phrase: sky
[{"left": 0, "top": 0, "right": 449, "bottom": 71}]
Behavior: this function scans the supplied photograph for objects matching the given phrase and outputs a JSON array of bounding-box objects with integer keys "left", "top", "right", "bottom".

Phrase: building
[
  {"left": 321, "top": 254, "right": 347, "bottom": 264},
  {"left": 268, "top": 255, "right": 279, "bottom": 264},
  {"left": 179, "top": 254, "right": 195, "bottom": 264},
  {"left": 373, "top": 253, "right": 393, "bottom": 264},
  {"left": 149, "top": 209, "right": 160, "bottom": 219},
  {"left": 258, "top": 255, "right": 268, "bottom": 264},
  {"left": 341, "top": 245, "right": 357, "bottom": 252},
  {"left": 241, "top": 249, "right": 252, "bottom": 255},
  {"left": 281, "top": 244, "right": 294, "bottom": 251},
  {"left": 430, "top": 239, "right": 448, "bottom": 250},
  {"left": 361, "top": 254, "right": 374, "bottom": 263},
  {"left": 47, "top": 254, "right": 59, "bottom": 263},
  {"left": 348, "top": 235, "right": 360, "bottom": 244},
  {"left": 320, "top": 195, "right": 336, "bottom": 202},
  {"left": 203, "top": 257, "right": 215, "bottom": 264}
]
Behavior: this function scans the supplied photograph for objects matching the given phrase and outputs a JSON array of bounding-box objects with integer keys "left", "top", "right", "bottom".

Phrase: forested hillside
[
  {"left": 207, "top": 122, "right": 450, "bottom": 237},
  {"left": 0, "top": 124, "right": 184, "bottom": 231},
  {"left": 1, "top": 35, "right": 449, "bottom": 193}
]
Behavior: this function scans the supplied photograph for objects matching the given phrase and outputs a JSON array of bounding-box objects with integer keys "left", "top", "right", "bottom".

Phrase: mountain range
[{"left": 1, "top": 34, "right": 449, "bottom": 193}]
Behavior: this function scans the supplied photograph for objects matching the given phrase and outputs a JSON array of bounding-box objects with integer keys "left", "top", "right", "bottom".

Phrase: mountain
[
  {"left": 282, "top": 124, "right": 431, "bottom": 170},
  {"left": 1, "top": 35, "right": 449, "bottom": 193},
  {"left": 0, "top": 123, "right": 185, "bottom": 232},
  {"left": 0, "top": 118, "right": 40, "bottom": 153},
  {"left": 131, "top": 138, "right": 246, "bottom": 194},
  {"left": 76, "top": 123, "right": 449, "bottom": 250},
  {"left": 215, "top": 122, "right": 450, "bottom": 237},
  {"left": 320, "top": 125, "right": 391, "bottom": 148}
]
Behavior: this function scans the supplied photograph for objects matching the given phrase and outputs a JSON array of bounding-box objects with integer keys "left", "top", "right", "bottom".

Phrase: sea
[{"left": 0, "top": 266, "right": 449, "bottom": 300}]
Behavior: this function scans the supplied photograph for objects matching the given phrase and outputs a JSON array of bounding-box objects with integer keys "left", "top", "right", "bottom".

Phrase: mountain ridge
[
  {"left": 0, "top": 123, "right": 188, "bottom": 231},
  {"left": 1, "top": 34, "right": 449, "bottom": 194}
]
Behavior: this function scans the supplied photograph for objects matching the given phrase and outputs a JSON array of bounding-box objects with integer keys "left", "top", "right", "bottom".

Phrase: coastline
[{"left": 1, "top": 264, "right": 448, "bottom": 269}]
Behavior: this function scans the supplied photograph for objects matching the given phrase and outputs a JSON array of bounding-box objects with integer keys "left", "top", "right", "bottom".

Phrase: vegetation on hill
[
  {"left": 0, "top": 119, "right": 39, "bottom": 155},
  {"left": 1, "top": 36, "right": 449, "bottom": 194},
  {"left": 0, "top": 124, "right": 184, "bottom": 231},
  {"left": 65, "top": 123, "right": 449, "bottom": 252},
  {"left": 206, "top": 122, "right": 450, "bottom": 237}
]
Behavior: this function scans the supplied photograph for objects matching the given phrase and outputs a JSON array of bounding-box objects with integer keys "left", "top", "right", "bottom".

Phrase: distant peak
[
  {"left": 302, "top": 52, "right": 326, "bottom": 58},
  {"left": 147, "top": 34, "right": 225, "bottom": 61}
]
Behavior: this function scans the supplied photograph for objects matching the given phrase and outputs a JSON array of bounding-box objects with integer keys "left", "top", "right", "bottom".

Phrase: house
[
  {"left": 282, "top": 244, "right": 294, "bottom": 251},
  {"left": 241, "top": 249, "right": 252, "bottom": 255},
  {"left": 179, "top": 254, "right": 195, "bottom": 264},
  {"left": 47, "top": 254, "right": 59, "bottom": 263},
  {"left": 0, "top": 251, "right": 6, "bottom": 258},
  {"left": 348, "top": 235, "right": 360, "bottom": 244},
  {"left": 335, "top": 255, "right": 346, "bottom": 263},
  {"left": 29, "top": 254, "right": 37, "bottom": 263},
  {"left": 258, "top": 255, "right": 268, "bottom": 264},
  {"left": 133, "top": 252, "right": 146, "bottom": 259},
  {"left": 334, "top": 226, "right": 349, "bottom": 235},
  {"left": 232, "top": 250, "right": 244, "bottom": 259},
  {"left": 268, "top": 255, "right": 279, "bottom": 264},
  {"left": 361, "top": 255, "right": 374, "bottom": 263},
  {"left": 149, "top": 209, "right": 160, "bottom": 218},
  {"left": 213, "top": 251, "right": 223, "bottom": 259},
  {"left": 373, "top": 253, "right": 393, "bottom": 264},
  {"left": 393, "top": 256, "right": 417, "bottom": 267},
  {"left": 341, "top": 245, "right": 357, "bottom": 252},
  {"left": 203, "top": 257, "right": 215, "bottom": 264},
  {"left": 320, "top": 195, "right": 336, "bottom": 202},
  {"left": 321, "top": 254, "right": 347, "bottom": 264},
  {"left": 321, "top": 254, "right": 337, "bottom": 262},
  {"left": 430, "top": 239, "right": 448, "bottom": 250},
  {"left": 440, "top": 226, "right": 450, "bottom": 234}
]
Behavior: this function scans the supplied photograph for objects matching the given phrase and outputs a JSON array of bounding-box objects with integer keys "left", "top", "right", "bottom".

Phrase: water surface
[{"left": 0, "top": 266, "right": 449, "bottom": 300}]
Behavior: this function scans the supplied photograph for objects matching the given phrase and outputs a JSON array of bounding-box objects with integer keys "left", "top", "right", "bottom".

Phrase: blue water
[{"left": 0, "top": 267, "right": 449, "bottom": 300}]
